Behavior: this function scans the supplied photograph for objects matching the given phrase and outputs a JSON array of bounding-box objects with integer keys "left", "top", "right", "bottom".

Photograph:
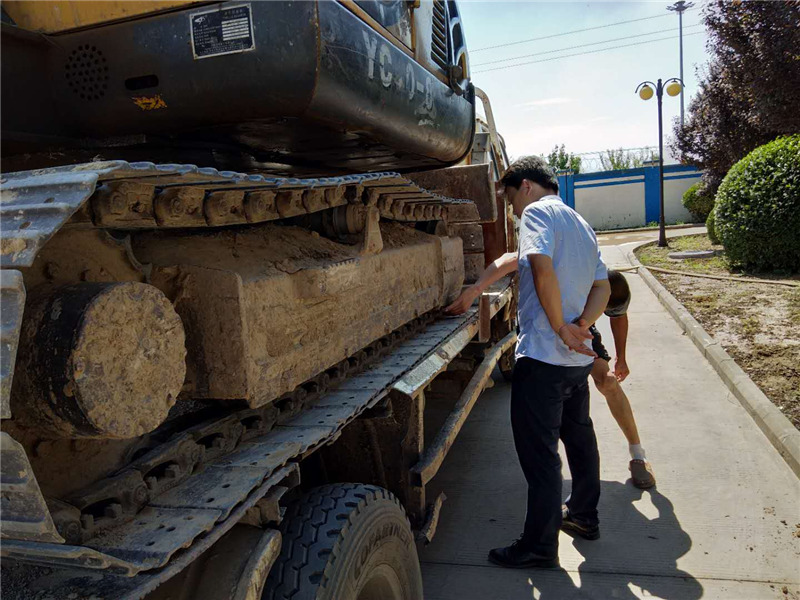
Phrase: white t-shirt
[{"left": 516, "top": 196, "right": 608, "bottom": 367}]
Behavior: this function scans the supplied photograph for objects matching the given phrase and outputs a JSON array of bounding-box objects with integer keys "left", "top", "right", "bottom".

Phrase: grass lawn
[{"left": 636, "top": 234, "right": 729, "bottom": 274}]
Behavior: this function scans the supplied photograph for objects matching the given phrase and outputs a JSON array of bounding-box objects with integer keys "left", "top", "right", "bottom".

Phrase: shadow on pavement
[{"left": 528, "top": 480, "right": 703, "bottom": 600}]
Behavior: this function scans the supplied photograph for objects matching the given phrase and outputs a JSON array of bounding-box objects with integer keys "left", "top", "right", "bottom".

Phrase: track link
[
  {"left": 0, "top": 161, "right": 479, "bottom": 269},
  {"left": 0, "top": 307, "right": 478, "bottom": 578}
]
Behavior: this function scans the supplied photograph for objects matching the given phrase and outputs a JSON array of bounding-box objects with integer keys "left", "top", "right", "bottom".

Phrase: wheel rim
[{"left": 356, "top": 563, "right": 405, "bottom": 600}]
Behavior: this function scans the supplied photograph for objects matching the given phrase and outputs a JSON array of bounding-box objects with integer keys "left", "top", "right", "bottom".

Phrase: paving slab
[{"left": 419, "top": 240, "right": 800, "bottom": 600}]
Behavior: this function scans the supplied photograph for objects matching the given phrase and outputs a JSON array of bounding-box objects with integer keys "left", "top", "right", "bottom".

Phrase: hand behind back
[{"left": 558, "top": 320, "right": 596, "bottom": 358}]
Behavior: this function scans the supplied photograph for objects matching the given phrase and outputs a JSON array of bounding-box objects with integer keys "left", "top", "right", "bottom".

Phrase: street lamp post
[
  {"left": 667, "top": 1, "right": 694, "bottom": 128},
  {"left": 636, "top": 78, "right": 683, "bottom": 248}
]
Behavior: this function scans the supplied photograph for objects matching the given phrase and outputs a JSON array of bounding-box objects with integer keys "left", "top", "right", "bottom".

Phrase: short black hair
[
  {"left": 500, "top": 155, "right": 559, "bottom": 195},
  {"left": 604, "top": 270, "right": 631, "bottom": 317}
]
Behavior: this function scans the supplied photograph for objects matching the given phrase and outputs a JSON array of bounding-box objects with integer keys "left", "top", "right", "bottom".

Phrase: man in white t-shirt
[{"left": 476, "top": 156, "right": 610, "bottom": 569}]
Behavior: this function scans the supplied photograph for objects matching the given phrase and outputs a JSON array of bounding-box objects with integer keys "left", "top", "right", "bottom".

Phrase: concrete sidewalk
[
  {"left": 418, "top": 239, "right": 800, "bottom": 600},
  {"left": 595, "top": 226, "right": 706, "bottom": 247}
]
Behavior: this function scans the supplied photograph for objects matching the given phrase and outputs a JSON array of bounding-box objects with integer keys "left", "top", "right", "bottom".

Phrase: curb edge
[
  {"left": 597, "top": 223, "right": 705, "bottom": 235},
  {"left": 623, "top": 242, "right": 800, "bottom": 478}
]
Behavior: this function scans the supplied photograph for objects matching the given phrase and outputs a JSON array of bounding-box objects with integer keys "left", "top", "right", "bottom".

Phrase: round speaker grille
[{"left": 64, "top": 45, "right": 109, "bottom": 101}]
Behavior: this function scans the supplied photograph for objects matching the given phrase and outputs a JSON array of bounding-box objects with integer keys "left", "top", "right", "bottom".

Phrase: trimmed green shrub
[
  {"left": 715, "top": 135, "right": 800, "bottom": 272},
  {"left": 706, "top": 208, "right": 719, "bottom": 244},
  {"left": 682, "top": 182, "right": 715, "bottom": 222}
]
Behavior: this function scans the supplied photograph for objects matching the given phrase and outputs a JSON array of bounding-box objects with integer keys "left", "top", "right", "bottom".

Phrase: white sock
[{"left": 629, "top": 444, "right": 647, "bottom": 462}]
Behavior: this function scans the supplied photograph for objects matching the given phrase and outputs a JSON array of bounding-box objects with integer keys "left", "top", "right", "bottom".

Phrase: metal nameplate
[{"left": 190, "top": 4, "right": 255, "bottom": 60}]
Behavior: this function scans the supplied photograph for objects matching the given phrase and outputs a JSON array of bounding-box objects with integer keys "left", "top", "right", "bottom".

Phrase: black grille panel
[
  {"left": 431, "top": 0, "right": 448, "bottom": 70},
  {"left": 64, "top": 45, "right": 109, "bottom": 101}
]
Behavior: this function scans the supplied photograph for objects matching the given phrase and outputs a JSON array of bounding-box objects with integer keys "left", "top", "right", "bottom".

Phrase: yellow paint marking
[{"left": 132, "top": 95, "right": 168, "bottom": 111}]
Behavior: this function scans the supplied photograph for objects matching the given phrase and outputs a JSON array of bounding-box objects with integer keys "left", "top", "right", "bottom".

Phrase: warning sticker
[{"left": 190, "top": 4, "right": 255, "bottom": 59}]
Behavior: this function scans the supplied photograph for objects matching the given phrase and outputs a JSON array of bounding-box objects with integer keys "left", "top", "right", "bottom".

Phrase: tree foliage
[
  {"left": 682, "top": 182, "right": 715, "bottom": 221},
  {"left": 715, "top": 135, "right": 800, "bottom": 272},
  {"left": 545, "top": 144, "right": 581, "bottom": 174},
  {"left": 598, "top": 148, "right": 658, "bottom": 171},
  {"left": 671, "top": 0, "right": 800, "bottom": 193},
  {"left": 705, "top": 208, "right": 719, "bottom": 245}
]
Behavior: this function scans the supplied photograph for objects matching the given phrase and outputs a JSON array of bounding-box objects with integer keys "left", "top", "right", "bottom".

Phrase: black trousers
[{"left": 511, "top": 356, "right": 600, "bottom": 556}]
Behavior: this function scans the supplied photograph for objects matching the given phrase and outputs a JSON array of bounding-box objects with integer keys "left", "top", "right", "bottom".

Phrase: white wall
[
  {"left": 574, "top": 180, "right": 646, "bottom": 230},
  {"left": 664, "top": 174, "right": 702, "bottom": 224},
  {"left": 567, "top": 168, "right": 704, "bottom": 230}
]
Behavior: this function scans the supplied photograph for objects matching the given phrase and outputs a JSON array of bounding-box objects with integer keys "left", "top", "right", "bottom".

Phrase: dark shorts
[{"left": 589, "top": 325, "right": 611, "bottom": 362}]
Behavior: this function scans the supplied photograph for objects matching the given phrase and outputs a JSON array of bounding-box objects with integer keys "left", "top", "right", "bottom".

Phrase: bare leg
[
  {"left": 592, "top": 359, "right": 656, "bottom": 488},
  {"left": 590, "top": 358, "right": 641, "bottom": 446}
]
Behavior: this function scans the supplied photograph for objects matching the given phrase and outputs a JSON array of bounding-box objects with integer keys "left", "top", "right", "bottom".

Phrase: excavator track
[
  {"left": 0, "top": 161, "right": 480, "bottom": 269},
  {"left": 0, "top": 160, "right": 482, "bottom": 439},
  {"left": 0, "top": 160, "right": 499, "bottom": 599},
  {"left": 0, "top": 282, "right": 513, "bottom": 600}
]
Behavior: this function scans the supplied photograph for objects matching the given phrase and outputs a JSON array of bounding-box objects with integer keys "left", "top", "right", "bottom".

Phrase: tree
[
  {"left": 671, "top": 0, "right": 800, "bottom": 194},
  {"left": 598, "top": 148, "right": 658, "bottom": 171},
  {"left": 714, "top": 135, "right": 800, "bottom": 272},
  {"left": 545, "top": 144, "right": 581, "bottom": 173}
]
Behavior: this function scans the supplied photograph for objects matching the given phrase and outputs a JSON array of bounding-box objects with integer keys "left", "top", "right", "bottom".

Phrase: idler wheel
[{"left": 12, "top": 282, "right": 186, "bottom": 439}]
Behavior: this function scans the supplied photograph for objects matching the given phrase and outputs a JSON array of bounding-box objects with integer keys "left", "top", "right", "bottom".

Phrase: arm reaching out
[
  {"left": 609, "top": 314, "right": 629, "bottom": 381},
  {"left": 445, "top": 252, "right": 518, "bottom": 315},
  {"left": 530, "top": 254, "right": 596, "bottom": 357}
]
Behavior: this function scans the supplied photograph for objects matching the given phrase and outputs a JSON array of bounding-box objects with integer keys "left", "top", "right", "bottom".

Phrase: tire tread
[{"left": 264, "top": 483, "right": 409, "bottom": 600}]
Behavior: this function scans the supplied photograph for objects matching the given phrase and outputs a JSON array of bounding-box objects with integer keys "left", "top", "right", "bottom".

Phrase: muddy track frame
[
  {"left": 1, "top": 283, "right": 513, "bottom": 599},
  {"left": 0, "top": 160, "right": 514, "bottom": 600}
]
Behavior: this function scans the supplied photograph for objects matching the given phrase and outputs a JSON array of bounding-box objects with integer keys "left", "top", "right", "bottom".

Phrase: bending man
[{"left": 447, "top": 257, "right": 656, "bottom": 489}]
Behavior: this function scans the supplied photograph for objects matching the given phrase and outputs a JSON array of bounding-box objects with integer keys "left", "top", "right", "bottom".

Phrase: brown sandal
[{"left": 629, "top": 459, "right": 656, "bottom": 489}]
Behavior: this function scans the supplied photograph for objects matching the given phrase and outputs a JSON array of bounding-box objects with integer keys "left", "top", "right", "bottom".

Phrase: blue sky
[{"left": 460, "top": 1, "right": 711, "bottom": 161}]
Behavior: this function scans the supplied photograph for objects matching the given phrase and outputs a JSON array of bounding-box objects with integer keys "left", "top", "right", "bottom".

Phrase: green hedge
[
  {"left": 682, "top": 182, "right": 715, "bottom": 222},
  {"left": 706, "top": 208, "right": 719, "bottom": 244},
  {"left": 715, "top": 135, "right": 800, "bottom": 272}
]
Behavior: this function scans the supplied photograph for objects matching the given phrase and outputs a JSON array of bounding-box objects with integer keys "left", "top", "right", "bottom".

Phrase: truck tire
[{"left": 264, "top": 483, "right": 423, "bottom": 600}]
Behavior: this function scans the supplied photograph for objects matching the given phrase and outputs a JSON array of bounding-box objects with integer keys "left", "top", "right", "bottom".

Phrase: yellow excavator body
[{"left": 2, "top": 1, "right": 200, "bottom": 33}]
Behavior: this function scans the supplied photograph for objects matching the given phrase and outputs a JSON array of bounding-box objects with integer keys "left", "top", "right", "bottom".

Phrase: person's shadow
[{"left": 527, "top": 481, "right": 703, "bottom": 599}]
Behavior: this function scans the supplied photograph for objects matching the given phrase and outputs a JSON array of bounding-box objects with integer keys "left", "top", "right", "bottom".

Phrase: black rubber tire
[{"left": 264, "top": 483, "right": 423, "bottom": 600}]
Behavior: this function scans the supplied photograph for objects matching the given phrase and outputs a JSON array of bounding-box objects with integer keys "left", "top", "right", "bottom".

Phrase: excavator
[{"left": 0, "top": 2, "right": 517, "bottom": 599}]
